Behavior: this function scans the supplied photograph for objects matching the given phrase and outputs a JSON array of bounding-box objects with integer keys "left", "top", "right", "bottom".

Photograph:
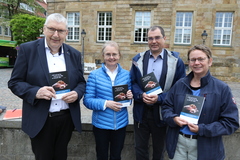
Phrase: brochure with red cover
[{"left": 3, "top": 109, "right": 22, "bottom": 120}]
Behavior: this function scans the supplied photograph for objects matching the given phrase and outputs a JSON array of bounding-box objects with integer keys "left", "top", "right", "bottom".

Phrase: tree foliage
[
  {"left": 10, "top": 14, "right": 45, "bottom": 45},
  {"left": 0, "top": 0, "right": 46, "bottom": 40},
  {"left": 0, "top": 0, "right": 44, "bottom": 19}
]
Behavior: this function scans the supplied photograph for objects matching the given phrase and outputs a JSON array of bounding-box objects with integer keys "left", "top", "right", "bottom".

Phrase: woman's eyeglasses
[
  {"left": 189, "top": 57, "right": 208, "bottom": 63},
  {"left": 104, "top": 53, "right": 119, "bottom": 58}
]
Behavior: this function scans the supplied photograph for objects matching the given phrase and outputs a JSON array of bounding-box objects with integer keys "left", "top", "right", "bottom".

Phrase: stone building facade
[{"left": 48, "top": 0, "right": 239, "bottom": 81}]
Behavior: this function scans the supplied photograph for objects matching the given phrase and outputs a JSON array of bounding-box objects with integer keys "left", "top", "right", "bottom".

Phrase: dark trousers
[
  {"left": 93, "top": 125, "right": 126, "bottom": 160},
  {"left": 134, "top": 108, "right": 167, "bottom": 160},
  {"left": 30, "top": 112, "right": 74, "bottom": 160}
]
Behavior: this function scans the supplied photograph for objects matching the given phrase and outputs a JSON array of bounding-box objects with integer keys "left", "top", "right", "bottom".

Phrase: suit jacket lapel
[
  {"left": 63, "top": 44, "right": 73, "bottom": 90},
  {"left": 37, "top": 38, "right": 50, "bottom": 85},
  {"left": 63, "top": 44, "right": 71, "bottom": 72}
]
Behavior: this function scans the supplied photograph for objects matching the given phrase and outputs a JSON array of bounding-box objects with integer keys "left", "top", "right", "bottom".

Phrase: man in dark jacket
[
  {"left": 130, "top": 26, "right": 186, "bottom": 160},
  {"left": 8, "top": 13, "right": 86, "bottom": 160}
]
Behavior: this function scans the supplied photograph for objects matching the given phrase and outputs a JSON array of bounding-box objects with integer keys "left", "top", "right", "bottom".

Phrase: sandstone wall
[{"left": 46, "top": 0, "right": 240, "bottom": 81}]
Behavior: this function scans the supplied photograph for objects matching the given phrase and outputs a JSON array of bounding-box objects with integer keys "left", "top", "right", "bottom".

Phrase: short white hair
[{"left": 44, "top": 13, "right": 68, "bottom": 28}]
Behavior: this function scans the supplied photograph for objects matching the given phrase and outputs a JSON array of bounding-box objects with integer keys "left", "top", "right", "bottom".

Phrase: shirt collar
[
  {"left": 104, "top": 64, "right": 118, "bottom": 74},
  {"left": 44, "top": 38, "right": 64, "bottom": 55},
  {"left": 149, "top": 49, "right": 164, "bottom": 59}
]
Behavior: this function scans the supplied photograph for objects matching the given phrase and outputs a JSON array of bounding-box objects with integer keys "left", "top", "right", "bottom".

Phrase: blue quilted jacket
[{"left": 83, "top": 63, "right": 131, "bottom": 130}]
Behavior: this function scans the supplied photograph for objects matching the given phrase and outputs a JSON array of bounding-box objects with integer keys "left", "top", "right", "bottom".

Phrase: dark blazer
[{"left": 8, "top": 38, "right": 86, "bottom": 138}]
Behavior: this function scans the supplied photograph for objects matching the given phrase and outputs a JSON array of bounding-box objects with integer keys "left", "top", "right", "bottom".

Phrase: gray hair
[
  {"left": 44, "top": 13, "right": 68, "bottom": 28},
  {"left": 101, "top": 41, "right": 121, "bottom": 56}
]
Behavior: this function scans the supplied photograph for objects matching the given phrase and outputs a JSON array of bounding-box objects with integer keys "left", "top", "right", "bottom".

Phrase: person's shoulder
[
  {"left": 63, "top": 43, "right": 80, "bottom": 53},
  {"left": 166, "top": 49, "right": 185, "bottom": 68},
  {"left": 175, "top": 76, "right": 185, "bottom": 85},
  {"left": 89, "top": 67, "right": 103, "bottom": 75},
  {"left": 132, "top": 53, "right": 140, "bottom": 60},
  {"left": 88, "top": 67, "right": 109, "bottom": 83},
  {"left": 122, "top": 68, "right": 130, "bottom": 72},
  {"left": 120, "top": 68, "right": 130, "bottom": 75},
  {"left": 171, "top": 51, "right": 180, "bottom": 58},
  {"left": 165, "top": 49, "right": 180, "bottom": 58},
  {"left": 133, "top": 50, "right": 148, "bottom": 59},
  {"left": 20, "top": 39, "right": 41, "bottom": 46},
  {"left": 168, "top": 77, "right": 185, "bottom": 92},
  {"left": 211, "top": 76, "right": 228, "bottom": 87},
  {"left": 205, "top": 75, "right": 232, "bottom": 93}
]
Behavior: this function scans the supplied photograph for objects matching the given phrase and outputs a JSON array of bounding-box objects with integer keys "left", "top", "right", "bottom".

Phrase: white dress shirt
[
  {"left": 103, "top": 65, "right": 118, "bottom": 110},
  {"left": 45, "top": 39, "right": 69, "bottom": 112}
]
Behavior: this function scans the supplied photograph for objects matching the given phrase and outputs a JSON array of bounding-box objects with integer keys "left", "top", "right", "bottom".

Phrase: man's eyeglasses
[
  {"left": 147, "top": 36, "right": 163, "bottom": 41},
  {"left": 104, "top": 53, "right": 119, "bottom": 58},
  {"left": 46, "top": 27, "right": 67, "bottom": 35},
  {"left": 189, "top": 57, "right": 208, "bottom": 63}
]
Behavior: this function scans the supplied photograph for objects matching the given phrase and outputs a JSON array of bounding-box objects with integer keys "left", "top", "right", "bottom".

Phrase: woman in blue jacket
[
  {"left": 162, "top": 45, "right": 239, "bottom": 160},
  {"left": 83, "top": 41, "right": 133, "bottom": 160}
]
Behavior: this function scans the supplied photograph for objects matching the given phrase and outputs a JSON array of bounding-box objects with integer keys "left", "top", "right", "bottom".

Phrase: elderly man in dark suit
[{"left": 8, "top": 13, "right": 86, "bottom": 160}]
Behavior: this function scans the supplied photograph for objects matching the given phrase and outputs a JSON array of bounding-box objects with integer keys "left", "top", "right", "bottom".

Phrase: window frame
[
  {"left": 174, "top": 12, "right": 193, "bottom": 45},
  {"left": 4, "top": 27, "right": 11, "bottom": 36},
  {"left": 134, "top": 11, "right": 151, "bottom": 43},
  {"left": 213, "top": 12, "right": 233, "bottom": 46},
  {"left": 97, "top": 12, "right": 112, "bottom": 42},
  {"left": 20, "top": 3, "right": 34, "bottom": 13},
  {"left": 66, "top": 12, "right": 80, "bottom": 41}
]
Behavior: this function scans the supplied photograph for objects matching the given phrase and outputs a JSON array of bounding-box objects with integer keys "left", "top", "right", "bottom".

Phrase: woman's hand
[
  {"left": 188, "top": 123, "right": 199, "bottom": 133},
  {"left": 126, "top": 90, "right": 133, "bottom": 99}
]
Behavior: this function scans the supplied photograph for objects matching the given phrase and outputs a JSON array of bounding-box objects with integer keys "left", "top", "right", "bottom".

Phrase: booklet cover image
[
  {"left": 49, "top": 71, "right": 70, "bottom": 100},
  {"left": 141, "top": 72, "right": 162, "bottom": 95},
  {"left": 180, "top": 94, "right": 205, "bottom": 124},
  {"left": 112, "top": 84, "right": 130, "bottom": 107}
]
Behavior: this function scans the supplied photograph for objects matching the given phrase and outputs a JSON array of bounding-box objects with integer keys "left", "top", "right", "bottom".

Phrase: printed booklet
[
  {"left": 3, "top": 109, "right": 22, "bottom": 120},
  {"left": 180, "top": 94, "right": 205, "bottom": 124},
  {"left": 141, "top": 72, "right": 162, "bottom": 95},
  {"left": 112, "top": 84, "right": 130, "bottom": 107},
  {"left": 49, "top": 71, "right": 70, "bottom": 100}
]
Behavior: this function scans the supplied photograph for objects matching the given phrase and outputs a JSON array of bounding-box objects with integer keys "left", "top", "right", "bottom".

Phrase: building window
[
  {"left": 0, "top": 9, "right": 8, "bottom": 18},
  {"left": 213, "top": 12, "right": 233, "bottom": 46},
  {"left": 174, "top": 12, "right": 193, "bottom": 44},
  {"left": 97, "top": 12, "right": 112, "bottom": 42},
  {"left": 4, "top": 27, "right": 11, "bottom": 36},
  {"left": 134, "top": 11, "right": 151, "bottom": 43},
  {"left": 20, "top": 3, "right": 34, "bottom": 13},
  {"left": 67, "top": 12, "right": 80, "bottom": 41}
]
